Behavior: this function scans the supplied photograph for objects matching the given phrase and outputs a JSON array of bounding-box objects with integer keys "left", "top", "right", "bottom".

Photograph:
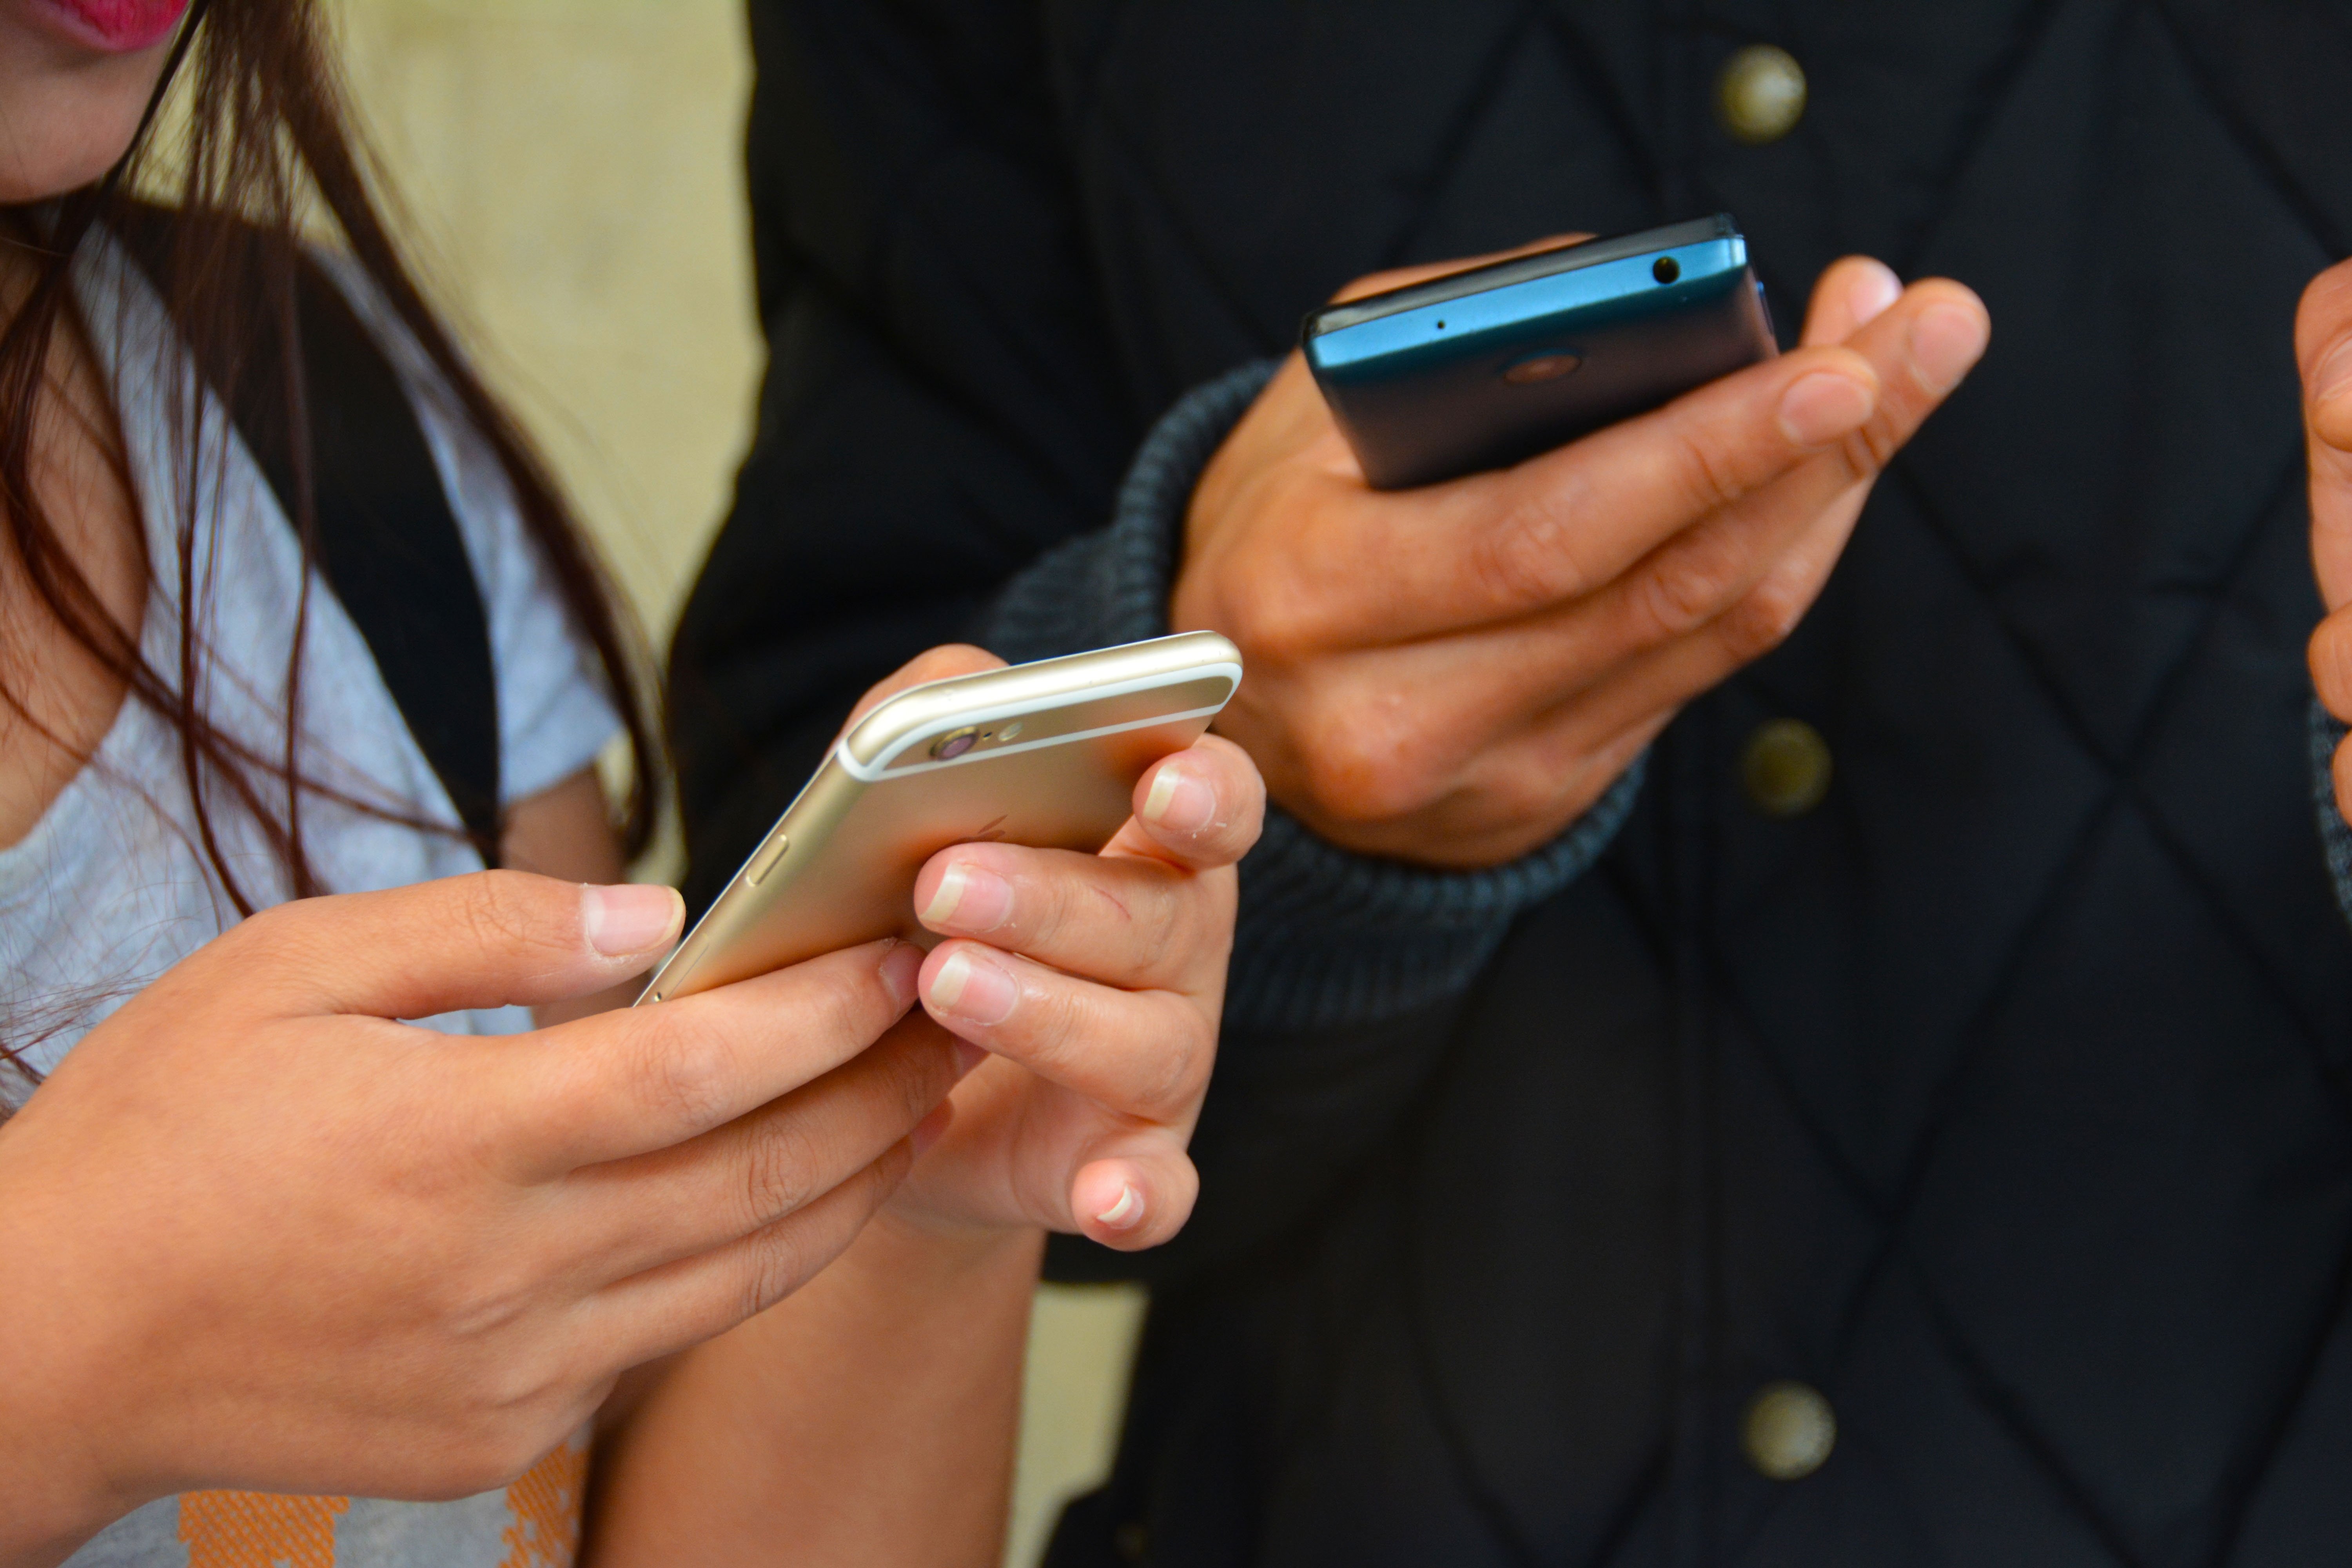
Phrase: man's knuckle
[
  {"left": 1668, "top": 422, "right": 1746, "bottom": 514},
  {"left": 1837, "top": 417, "right": 1902, "bottom": 479},
  {"left": 1220, "top": 573, "right": 1321, "bottom": 666},
  {"left": 1636, "top": 541, "right": 1742, "bottom": 641},
  {"left": 1468, "top": 500, "right": 1584, "bottom": 609},
  {"left": 1295, "top": 704, "right": 1434, "bottom": 824},
  {"left": 1722, "top": 579, "right": 1808, "bottom": 658},
  {"left": 2312, "top": 621, "right": 2352, "bottom": 710}
]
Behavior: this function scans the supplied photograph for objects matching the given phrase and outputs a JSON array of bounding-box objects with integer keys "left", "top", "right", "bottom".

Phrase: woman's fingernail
[
  {"left": 920, "top": 862, "right": 1013, "bottom": 932},
  {"left": 1095, "top": 1184, "right": 1145, "bottom": 1231},
  {"left": 1776, "top": 371, "right": 1875, "bottom": 446},
  {"left": 878, "top": 940, "right": 922, "bottom": 1010},
  {"left": 1907, "top": 301, "right": 1989, "bottom": 395},
  {"left": 910, "top": 1102, "right": 953, "bottom": 1159},
  {"left": 1143, "top": 764, "right": 1216, "bottom": 833},
  {"left": 581, "top": 883, "right": 682, "bottom": 957},
  {"left": 2316, "top": 337, "right": 2352, "bottom": 408},
  {"left": 926, "top": 948, "right": 1019, "bottom": 1025}
]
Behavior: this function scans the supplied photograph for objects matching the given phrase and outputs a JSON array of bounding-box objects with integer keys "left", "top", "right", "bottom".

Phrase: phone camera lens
[
  {"left": 1502, "top": 351, "right": 1583, "bottom": 386},
  {"left": 931, "top": 727, "right": 980, "bottom": 760},
  {"left": 1653, "top": 256, "right": 1681, "bottom": 284}
]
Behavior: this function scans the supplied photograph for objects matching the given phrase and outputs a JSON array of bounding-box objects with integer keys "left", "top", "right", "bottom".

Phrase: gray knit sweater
[{"left": 981, "top": 361, "right": 1644, "bottom": 1032}]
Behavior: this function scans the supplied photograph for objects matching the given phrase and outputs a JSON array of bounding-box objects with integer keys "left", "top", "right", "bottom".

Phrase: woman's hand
[
  {"left": 902, "top": 735, "right": 1260, "bottom": 1248},
  {"left": 0, "top": 872, "right": 962, "bottom": 1566},
  {"left": 815, "top": 646, "right": 1266, "bottom": 1250},
  {"left": 829, "top": 649, "right": 1264, "bottom": 1251},
  {"left": 2302, "top": 257, "right": 2352, "bottom": 820}
]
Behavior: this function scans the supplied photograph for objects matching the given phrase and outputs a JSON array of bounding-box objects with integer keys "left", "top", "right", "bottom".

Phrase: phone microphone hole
[{"left": 1653, "top": 256, "right": 1682, "bottom": 284}]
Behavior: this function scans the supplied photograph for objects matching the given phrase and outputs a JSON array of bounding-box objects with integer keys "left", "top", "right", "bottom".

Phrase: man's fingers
[
  {"left": 1799, "top": 255, "right": 1902, "bottom": 347},
  {"left": 1581, "top": 279, "right": 1980, "bottom": 645},
  {"left": 2314, "top": 608, "right": 2352, "bottom": 722},
  {"left": 1232, "top": 341, "right": 1878, "bottom": 654},
  {"left": 490, "top": 939, "right": 923, "bottom": 1175},
  {"left": 208, "top": 871, "right": 682, "bottom": 1022},
  {"left": 559, "top": 1014, "right": 961, "bottom": 1280},
  {"left": 1327, "top": 234, "right": 1592, "bottom": 305},
  {"left": 2297, "top": 260, "right": 2352, "bottom": 610}
]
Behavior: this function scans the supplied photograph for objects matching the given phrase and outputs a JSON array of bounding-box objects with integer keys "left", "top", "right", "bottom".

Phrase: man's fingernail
[
  {"left": 1847, "top": 262, "right": 1901, "bottom": 328},
  {"left": 1777, "top": 371, "right": 1875, "bottom": 446},
  {"left": 1095, "top": 1184, "right": 1145, "bottom": 1231},
  {"left": 878, "top": 940, "right": 922, "bottom": 1010},
  {"left": 926, "top": 948, "right": 1019, "bottom": 1025},
  {"left": 1907, "top": 301, "right": 1989, "bottom": 395},
  {"left": 920, "top": 862, "right": 1012, "bottom": 933},
  {"left": 581, "top": 883, "right": 682, "bottom": 957},
  {"left": 1143, "top": 763, "right": 1217, "bottom": 833},
  {"left": 2316, "top": 338, "right": 2352, "bottom": 408}
]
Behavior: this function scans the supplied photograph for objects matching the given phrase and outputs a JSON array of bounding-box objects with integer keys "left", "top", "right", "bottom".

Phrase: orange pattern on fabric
[
  {"left": 498, "top": 1437, "right": 588, "bottom": 1568},
  {"left": 177, "top": 1491, "right": 351, "bottom": 1568}
]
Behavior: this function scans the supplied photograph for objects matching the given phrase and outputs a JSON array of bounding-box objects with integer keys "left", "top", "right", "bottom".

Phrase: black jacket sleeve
[
  {"left": 676, "top": 0, "right": 1637, "bottom": 1288},
  {"left": 669, "top": 0, "right": 1140, "bottom": 917}
]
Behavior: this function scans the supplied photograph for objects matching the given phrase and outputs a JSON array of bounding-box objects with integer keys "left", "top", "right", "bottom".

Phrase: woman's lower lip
[{"left": 32, "top": 0, "right": 191, "bottom": 53}]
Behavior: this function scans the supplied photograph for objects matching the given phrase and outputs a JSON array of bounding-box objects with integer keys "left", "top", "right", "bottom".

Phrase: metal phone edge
[{"left": 635, "top": 631, "right": 1244, "bottom": 1006}]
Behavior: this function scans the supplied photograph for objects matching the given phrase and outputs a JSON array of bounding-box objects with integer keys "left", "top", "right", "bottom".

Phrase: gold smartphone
[{"left": 638, "top": 632, "right": 1245, "bottom": 1005}]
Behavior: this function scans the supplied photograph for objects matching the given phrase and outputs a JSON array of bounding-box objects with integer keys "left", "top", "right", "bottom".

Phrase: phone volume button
[{"left": 746, "top": 831, "right": 791, "bottom": 885}]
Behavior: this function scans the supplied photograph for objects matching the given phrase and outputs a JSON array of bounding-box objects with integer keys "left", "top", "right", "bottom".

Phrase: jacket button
[
  {"left": 1740, "top": 718, "right": 1832, "bottom": 817},
  {"left": 1716, "top": 44, "right": 1808, "bottom": 145},
  {"left": 1742, "top": 1381, "right": 1837, "bottom": 1480}
]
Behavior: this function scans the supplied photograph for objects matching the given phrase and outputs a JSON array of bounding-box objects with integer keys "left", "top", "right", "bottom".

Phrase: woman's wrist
[
  {"left": 856, "top": 1203, "right": 1047, "bottom": 1288},
  {"left": 0, "top": 1204, "right": 139, "bottom": 1567}
]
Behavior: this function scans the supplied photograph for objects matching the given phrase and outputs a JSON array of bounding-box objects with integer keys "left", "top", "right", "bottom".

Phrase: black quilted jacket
[{"left": 668, "top": 3, "right": 2352, "bottom": 1562}]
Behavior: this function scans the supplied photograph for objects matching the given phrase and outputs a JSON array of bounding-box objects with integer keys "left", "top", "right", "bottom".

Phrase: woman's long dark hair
[{"left": 0, "top": 0, "right": 658, "bottom": 913}]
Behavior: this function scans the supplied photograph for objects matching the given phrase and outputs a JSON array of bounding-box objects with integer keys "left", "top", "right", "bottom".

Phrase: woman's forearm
[{"left": 584, "top": 1214, "right": 1044, "bottom": 1567}]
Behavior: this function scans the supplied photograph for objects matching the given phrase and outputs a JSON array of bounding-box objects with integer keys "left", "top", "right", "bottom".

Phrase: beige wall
[{"left": 328, "top": 2, "right": 1142, "bottom": 1561}]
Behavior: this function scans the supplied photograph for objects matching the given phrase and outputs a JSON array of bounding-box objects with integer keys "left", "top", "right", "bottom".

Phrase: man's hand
[
  {"left": 1172, "top": 245, "right": 1991, "bottom": 868},
  {"left": 2301, "top": 258, "right": 2352, "bottom": 824}
]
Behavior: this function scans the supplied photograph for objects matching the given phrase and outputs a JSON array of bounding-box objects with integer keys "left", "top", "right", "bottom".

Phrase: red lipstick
[{"left": 34, "top": 0, "right": 191, "bottom": 53}]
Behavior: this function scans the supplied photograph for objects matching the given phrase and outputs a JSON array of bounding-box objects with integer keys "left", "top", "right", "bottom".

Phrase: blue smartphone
[{"left": 1302, "top": 214, "right": 1777, "bottom": 490}]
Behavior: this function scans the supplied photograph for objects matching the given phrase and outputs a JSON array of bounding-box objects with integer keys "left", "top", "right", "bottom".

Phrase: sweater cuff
[
  {"left": 980, "top": 359, "right": 1646, "bottom": 1031},
  {"left": 2312, "top": 699, "right": 2352, "bottom": 930}
]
